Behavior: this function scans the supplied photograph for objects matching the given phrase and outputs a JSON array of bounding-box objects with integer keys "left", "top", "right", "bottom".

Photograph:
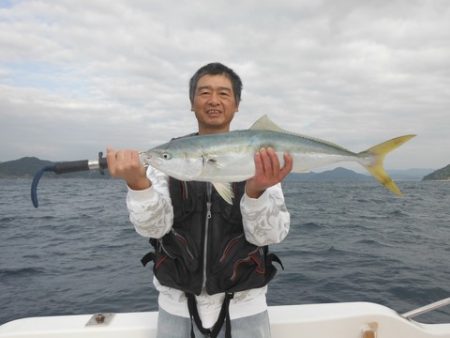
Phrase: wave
[
  {"left": 0, "top": 267, "right": 46, "bottom": 279},
  {"left": 299, "top": 222, "right": 323, "bottom": 230},
  {"left": 354, "top": 238, "right": 394, "bottom": 247},
  {"left": 388, "top": 210, "right": 409, "bottom": 217}
]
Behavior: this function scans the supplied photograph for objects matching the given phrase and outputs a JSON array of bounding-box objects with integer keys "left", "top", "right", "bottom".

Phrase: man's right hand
[{"left": 106, "top": 148, "right": 151, "bottom": 190}]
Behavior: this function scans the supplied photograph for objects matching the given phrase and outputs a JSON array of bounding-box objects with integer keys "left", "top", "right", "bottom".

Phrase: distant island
[
  {"left": 0, "top": 157, "right": 54, "bottom": 177},
  {"left": 0, "top": 157, "right": 439, "bottom": 181},
  {"left": 422, "top": 164, "right": 450, "bottom": 181}
]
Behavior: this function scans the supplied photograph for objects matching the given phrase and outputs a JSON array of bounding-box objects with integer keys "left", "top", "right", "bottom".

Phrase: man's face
[{"left": 191, "top": 74, "right": 239, "bottom": 134}]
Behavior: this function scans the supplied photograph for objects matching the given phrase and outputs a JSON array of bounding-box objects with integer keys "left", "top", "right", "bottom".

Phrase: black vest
[{"left": 142, "top": 178, "right": 281, "bottom": 296}]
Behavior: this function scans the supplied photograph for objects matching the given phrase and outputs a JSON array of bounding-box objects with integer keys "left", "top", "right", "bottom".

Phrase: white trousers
[{"left": 157, "top": 307, "right": 271, "bottom": 338}]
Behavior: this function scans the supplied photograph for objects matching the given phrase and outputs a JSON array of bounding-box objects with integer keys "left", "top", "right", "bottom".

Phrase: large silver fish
[{"left": 141, "top": 115, "right": 415, "bottom": 203}]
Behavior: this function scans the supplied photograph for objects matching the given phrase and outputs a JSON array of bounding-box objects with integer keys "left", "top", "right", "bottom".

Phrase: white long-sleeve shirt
[{"left": 126, "top": 166, "right": 290, "bottom": 328}]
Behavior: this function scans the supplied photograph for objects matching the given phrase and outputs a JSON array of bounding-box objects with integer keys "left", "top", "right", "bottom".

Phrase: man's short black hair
[{"left": 189, "top": 62, "right": 242, "bottom": 105}]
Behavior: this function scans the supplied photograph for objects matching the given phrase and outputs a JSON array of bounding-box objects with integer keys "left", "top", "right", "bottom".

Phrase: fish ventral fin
[
  {"left": 212, "top": 182, "right": 234, "bottom": 205},
  {"left": 359, "top": 134, "right": 416, "bottom": 196}
]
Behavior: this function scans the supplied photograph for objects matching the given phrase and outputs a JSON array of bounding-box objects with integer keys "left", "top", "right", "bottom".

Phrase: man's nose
[{"left": 208, "top": 92, "right": 220, "bottom": 105}]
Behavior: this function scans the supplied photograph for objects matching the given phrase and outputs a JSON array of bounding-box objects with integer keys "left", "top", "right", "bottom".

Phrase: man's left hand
[{"left": 245, "top": 147, "right": 293, "bottom": 199}]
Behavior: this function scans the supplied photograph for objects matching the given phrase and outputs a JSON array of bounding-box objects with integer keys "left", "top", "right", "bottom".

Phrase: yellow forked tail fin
[{"left": 359, "top": 135, "right": 416, "bottom": 196}]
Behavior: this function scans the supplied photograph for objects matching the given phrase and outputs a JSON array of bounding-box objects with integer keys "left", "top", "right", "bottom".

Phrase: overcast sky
[{"left": 1, "top": 0, "right": 449, "bottom": 170}]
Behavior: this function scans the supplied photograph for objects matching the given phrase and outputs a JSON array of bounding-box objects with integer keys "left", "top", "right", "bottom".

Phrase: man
[{"left": 107, "top": 63, "right": 293, "bottom": 338}]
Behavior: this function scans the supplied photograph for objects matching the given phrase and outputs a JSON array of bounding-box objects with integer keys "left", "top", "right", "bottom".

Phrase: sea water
[{"left": 0, "top": 177, "right": 449, "bottom": 325}]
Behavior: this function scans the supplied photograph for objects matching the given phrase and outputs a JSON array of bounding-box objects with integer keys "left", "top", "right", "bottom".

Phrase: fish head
[{"left": 140, "top": 143, "right": 203, "bottom": 181}]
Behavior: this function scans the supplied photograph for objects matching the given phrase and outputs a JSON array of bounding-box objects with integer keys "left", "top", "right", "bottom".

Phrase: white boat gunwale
[{"left": 1, "top": 301, "right": 450, "bottom": 338}]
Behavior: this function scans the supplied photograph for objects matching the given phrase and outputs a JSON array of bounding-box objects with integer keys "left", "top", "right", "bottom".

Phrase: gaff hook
[{"left": 31, "top": 152, "right": 108, "bottom": 208}]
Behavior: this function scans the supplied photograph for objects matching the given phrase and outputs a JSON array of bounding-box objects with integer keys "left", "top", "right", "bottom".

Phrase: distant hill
[
  {"left": 0, "top": 157, "right": 54, "bottom": 177},
  {"left": 422, "top": 164, "right": 450, "bottom": 181},
  {"left": 286, "top": 167, "right": 433, "bottom": 182},
  {"left": 287, "top": 167, "right": 371, "bottom": 182},
  {"left": 0, "top": 157, "right": 109, "bottom": 178}
]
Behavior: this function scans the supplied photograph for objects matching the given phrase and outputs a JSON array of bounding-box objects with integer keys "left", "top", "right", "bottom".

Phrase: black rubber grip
[
  {"left": 99, "top": 157, "right": 108, "bottom": 170},
  {"left": 53, "top": 160, "right": 90, "bottom": 174}
]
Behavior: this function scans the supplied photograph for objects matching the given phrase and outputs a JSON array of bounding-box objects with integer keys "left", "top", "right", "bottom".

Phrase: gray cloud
[{"left": 1, "top": 0, "right": 449, "bottom": 170}]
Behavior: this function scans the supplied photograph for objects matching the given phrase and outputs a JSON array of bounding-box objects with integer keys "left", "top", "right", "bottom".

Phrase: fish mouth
[
  {"left": 148, "top": 157, "right": 163, "bottom": 168},
  {"left": 139, "top": 152, "right": 154, "bottom": 167}
]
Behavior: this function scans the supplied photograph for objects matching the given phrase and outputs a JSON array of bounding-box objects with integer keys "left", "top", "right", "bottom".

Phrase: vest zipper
[{"left": 202, "top": 183, "right": 212, "bottom": 288}]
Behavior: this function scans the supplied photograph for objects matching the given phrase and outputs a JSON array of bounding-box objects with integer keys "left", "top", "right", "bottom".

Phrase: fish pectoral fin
[
  {"left": 212, "top": 182, "right": 234, "bottom": 204},
  {"left": 202, "top": 154, "right": 224, "bottom": 169}
]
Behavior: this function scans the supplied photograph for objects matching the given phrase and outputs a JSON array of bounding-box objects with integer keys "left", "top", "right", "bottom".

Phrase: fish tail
[{"left": 358, "top": 135, "right": 416, "bottom": 196}]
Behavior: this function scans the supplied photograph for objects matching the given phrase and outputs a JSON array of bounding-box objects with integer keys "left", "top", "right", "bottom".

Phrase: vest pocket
[
  {"left": 160, "top": 230, "right": 199, "bottom": 271},
  {"left": 150, "top": 230, "right": 202, "bottom": 291},
  {"left": 153, "top": 252, "right": 190, "bottom": 290},
  {"left": 230, "top": 247, "right": 266, "bottom": 282},
  {"left": 219, "top": 234, "right": 245, "bottom": 264},
  {"left": 209, "top": 235, "right": 269, "bottom": 292}
]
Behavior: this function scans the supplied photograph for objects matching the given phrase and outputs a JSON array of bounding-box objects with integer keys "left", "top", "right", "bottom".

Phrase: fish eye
[{"left": 162, "top": 152, "right": 172, "bottom": 160}]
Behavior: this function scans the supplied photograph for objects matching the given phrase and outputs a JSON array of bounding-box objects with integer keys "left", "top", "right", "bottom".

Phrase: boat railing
[{"left": 402, "top": 297, "right": 450, "bottom": 320}]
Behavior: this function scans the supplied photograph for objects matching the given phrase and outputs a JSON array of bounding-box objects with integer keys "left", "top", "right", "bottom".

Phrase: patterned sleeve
[
  {"left": 240, "top": 183, "right": 290, "bottom": 246},
  {"left": 126, "top": 166, "right": 173, "bottom": 239}
]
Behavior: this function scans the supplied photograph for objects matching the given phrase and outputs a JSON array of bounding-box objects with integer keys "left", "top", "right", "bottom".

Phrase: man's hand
[
  {"left": 245, "top": 147, "right": 293, "bottom": 199},
  {"left": 106, "top": 148, "right": 151, "bottom": 190}
]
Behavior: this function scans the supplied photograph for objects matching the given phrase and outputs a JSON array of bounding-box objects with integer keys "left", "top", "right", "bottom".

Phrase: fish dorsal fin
[
  {"left": 249, "top": 115, "right": 352, "bottom": 152},
  {"left": 250, "top": 115, "right": 285, "bottom": 132}
]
